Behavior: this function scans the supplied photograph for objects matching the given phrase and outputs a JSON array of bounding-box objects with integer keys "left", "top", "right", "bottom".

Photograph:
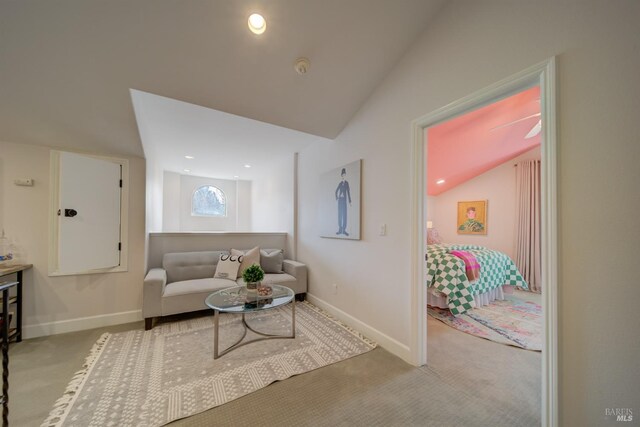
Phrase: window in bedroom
[{"left": 191, "top": 185, "right": 227, "bottom": 217}]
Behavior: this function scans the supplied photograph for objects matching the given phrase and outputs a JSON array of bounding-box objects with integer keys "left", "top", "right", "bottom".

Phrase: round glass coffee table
[{"left": 205, "top": 284, "right": 296, "bottom": 359}]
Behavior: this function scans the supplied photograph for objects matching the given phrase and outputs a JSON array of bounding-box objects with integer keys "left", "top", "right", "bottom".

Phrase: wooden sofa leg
[{"left": 145, "top": 318, "right": 153, "bottom": 331}]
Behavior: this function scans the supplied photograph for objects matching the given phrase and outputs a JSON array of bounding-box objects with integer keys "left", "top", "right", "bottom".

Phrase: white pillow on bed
[{"left": 427, "top": 228, "right": 442, "bottom": 245}]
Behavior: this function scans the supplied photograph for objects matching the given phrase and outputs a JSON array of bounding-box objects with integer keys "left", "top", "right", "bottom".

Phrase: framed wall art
[
  {"left": 457, "top": 200, "right": 487, "bottom": 235},
  {"left": 318, "top": 160, "right": 361, "bottom": 240}
]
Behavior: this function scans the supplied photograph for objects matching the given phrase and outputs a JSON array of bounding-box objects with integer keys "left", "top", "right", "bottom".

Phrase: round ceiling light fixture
[
  {"left": 294, "top": 57, "right": 310, "bottom": 75},
  {"left": 248, "top": 13, "right": 266, "bottom": 35}
]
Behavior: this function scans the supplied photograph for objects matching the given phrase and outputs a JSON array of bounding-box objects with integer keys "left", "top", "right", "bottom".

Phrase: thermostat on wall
[{"left": 14, "top": 178, "right": 34, "bottom": 186}]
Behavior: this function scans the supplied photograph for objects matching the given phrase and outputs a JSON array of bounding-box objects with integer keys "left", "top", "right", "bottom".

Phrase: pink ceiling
[{"left": 426, "top": 86, "right": 541, "bottom": 196}]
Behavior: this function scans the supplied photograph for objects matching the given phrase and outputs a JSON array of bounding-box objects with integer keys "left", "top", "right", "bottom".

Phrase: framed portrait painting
[
  {"left": 318, "top": 160, "right": 361, "bottom": 240},
  {"left": 457, "top": 200, "right": 487, "bottom": 235}
]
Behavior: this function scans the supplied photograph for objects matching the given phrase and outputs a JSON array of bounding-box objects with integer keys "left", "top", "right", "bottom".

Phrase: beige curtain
[{"left": 514, "top": 160, "right": 542, "bottom": 292}]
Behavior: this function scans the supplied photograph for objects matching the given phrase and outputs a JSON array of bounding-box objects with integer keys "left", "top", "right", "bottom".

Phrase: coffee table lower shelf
[{"left": 213, "top": 297, "right": 296, "bottom": 359}]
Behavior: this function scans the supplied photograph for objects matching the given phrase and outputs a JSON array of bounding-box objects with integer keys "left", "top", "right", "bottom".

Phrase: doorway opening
[{"left": 410, "top": 58, "right": 557, "bottom": 426}]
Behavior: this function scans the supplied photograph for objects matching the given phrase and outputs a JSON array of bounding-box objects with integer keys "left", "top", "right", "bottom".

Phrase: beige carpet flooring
[{"left": 10, "top": 302, "right": 541, "bottom": 427}]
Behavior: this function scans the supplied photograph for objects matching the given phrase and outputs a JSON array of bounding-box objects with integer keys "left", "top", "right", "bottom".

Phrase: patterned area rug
[
  {"left": 42, "top": 302, "right": 376, "bottom": 427},
  {"left": 428, "top": 297, "right": 542, "bottom": 351}
]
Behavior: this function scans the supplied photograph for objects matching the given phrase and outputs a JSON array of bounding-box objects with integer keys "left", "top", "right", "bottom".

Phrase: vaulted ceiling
[
  {"left": 0, "top": 0, "right": 446, "bottom": 158},
  {"left": 131, "top": 90, "right": 330, "bottom": 181}
]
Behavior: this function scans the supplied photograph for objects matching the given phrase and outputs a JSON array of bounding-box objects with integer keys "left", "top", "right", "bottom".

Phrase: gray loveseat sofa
[{"left": 143, "top": 250, "right": 307, "bottom": 330}]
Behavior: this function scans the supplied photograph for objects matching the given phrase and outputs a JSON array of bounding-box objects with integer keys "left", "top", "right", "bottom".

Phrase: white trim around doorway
[{"left": 409, "top": 57, "right": 558, "bottom": 427}]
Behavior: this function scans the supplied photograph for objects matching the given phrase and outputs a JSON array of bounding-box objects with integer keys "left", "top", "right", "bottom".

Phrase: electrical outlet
[
  {"left": 379, "top": 224, "right": 387, "bottom": 236},
  {"left": 332, "top": 283, "right": 338, "bottom": 295}
]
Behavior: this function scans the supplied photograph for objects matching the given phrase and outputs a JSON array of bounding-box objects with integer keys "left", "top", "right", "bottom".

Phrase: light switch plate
[{"left": 14, "top": 178, "right": 34, "bottom": 186}]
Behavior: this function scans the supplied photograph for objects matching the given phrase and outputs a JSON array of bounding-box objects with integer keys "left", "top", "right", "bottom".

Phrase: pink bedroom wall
[
  {"left": 427, "top": 146, "right": 541, "bottom": 258},
  {"left": 426, "top": 86, "right": 540, "bottom": 196}
]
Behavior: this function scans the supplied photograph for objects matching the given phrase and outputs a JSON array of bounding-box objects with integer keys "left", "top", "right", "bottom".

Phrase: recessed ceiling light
[
  {"left": 184, "top": 155, "right": 194, "bottom": 159},
  {"left": 183, "top": 169, "right": 191, "bottom": 173},
  {"left": 436, "top": 179, "right": 445, "bottom": 185},
  {"left": 244, "top": 164, "right": 251, "bottom": 168},
  {"left": 248, "top": 13, "right": 266, "bottom": 35},
  {"left": 234, "top": 175, "right": 239, "bottom": 179}
]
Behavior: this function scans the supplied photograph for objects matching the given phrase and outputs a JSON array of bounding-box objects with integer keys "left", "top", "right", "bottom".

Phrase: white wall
[
  {"left": 0, "top": 141, "right": 146, "bottom": 336},
  {"left": 297, "top": 1, "right": 640, "bottom": 424},
  {"left": 171, "top": 173, "right": 248, "bottom": 231},
  {"left": 144, "top": 153, "right": 163, "bottom": 234},
  {"left": 133, "top": 93, "right": 163, "bottom": 235},
  {"left": 162, "top": 172, "right": 252, "bottom": 232},
  {"left": 425, "top": 196, "right": 437, "bottom": 224},
  {"left": 250, "top": 155, "right": 293, "bottom": 234},
  {"left": 162, "top": 165, "right": 289, "bottom": 234},
  {"left": 161, "top": 171, "right": 180, "bottom": 231},
  {"left": 430, "top": 147, "right": 541, "bottom": 258},
  {"left": 236, "top": 180, "right": 252, "bottom": 231}
]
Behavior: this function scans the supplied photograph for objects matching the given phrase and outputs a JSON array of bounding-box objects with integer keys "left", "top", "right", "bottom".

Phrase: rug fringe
[
  {"left": 301, "top": 301, "right": 377, "bottom": 348},
  {"left": 41, "top": 332, "right": 112, "bottom": 427}
]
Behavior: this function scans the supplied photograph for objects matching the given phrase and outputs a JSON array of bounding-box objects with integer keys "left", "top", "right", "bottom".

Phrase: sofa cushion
[
  {"left": 163, "top": 277, "right": 236, "bottom": 298},
  {"left": 236, "top": 273, "right": 296, "bottom": 287},
  {"left": 214, "top": 254, "right": 243, "bottom": 280},
  {"left": 260, "top": 249, "right": 284, "bottom": 273},
  {"left": 231, "top": 246, "right": 260, "bottom": 278},
  {"left": 163, "top": 251, "right": 229, "bottom": 283}
]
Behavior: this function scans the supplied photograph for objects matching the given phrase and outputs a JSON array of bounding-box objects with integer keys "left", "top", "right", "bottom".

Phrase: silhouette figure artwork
[
  {"left": 319, "top": 160, "right": 361, "bottom": 240},
  {"left": 335, "top": 168, "right": 351, "bottom": 236}
]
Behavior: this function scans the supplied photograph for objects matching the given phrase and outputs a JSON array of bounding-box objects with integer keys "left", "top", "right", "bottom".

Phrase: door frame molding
[
  {"left": 409, "top": 57, "right": 558, "bottom": 426},
  {"left": 48, "top": 150, "right": 130, "bottom": 276}
]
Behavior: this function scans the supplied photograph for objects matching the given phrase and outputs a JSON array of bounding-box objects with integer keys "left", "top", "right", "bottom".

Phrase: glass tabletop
[{"left": 205, "top": 284, "right": 294, "bottom": 313}]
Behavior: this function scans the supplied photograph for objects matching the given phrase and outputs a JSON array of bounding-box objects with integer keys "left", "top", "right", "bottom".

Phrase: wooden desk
[
  {"left": 0, "top": 264, "right": 30, "bottom": 426},
  {"left": 0, "top": 264, "right": 31, "bottom": 343}
]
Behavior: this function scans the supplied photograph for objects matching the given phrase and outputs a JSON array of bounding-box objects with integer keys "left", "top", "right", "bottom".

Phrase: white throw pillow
[
  {"left": 231, "top": 246, "right": 260, "bottom": 278},
  {"left": 214, "top": 254, "right": 243, "bottom": 280}
]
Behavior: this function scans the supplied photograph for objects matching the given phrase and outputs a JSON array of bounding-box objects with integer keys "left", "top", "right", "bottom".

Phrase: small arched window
[{"left": 191, "top": 185, "right": 227, "bottom": 217}]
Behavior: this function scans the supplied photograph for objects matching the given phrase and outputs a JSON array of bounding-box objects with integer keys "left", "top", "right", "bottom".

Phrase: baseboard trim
[
  {"left": 306, "top": 293, "right": 411, "bottom": 363},
  {"left": 23, "top": 309, "right": 143, "bottom": 339}
]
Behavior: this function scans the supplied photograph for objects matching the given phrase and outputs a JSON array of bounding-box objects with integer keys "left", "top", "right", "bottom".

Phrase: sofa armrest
[
  {"left": 283, "top": 260, "right": 307, "bottom": 293},
  {"left": 143, "top": 268, "right": 167, "bottom": 318}
]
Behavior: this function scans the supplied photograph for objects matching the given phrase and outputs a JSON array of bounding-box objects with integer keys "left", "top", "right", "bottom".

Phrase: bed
[{"left": 426, "top": 244, "right": 528, "bottom": 316}]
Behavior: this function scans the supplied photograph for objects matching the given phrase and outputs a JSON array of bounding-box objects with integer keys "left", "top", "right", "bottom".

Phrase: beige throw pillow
[
  {"left": 214, "top": 254, "right": 243, "bottom": 280},
  {"left": 231, "top": 246, "right": 260, "bottom": 278}
]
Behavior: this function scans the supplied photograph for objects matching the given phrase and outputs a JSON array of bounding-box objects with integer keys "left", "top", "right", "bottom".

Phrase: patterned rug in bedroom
[
  {"left": 42, "top": 302, "right": 376, "bottom": 427},
  {"left": 428, "top": 296, "right": 542, "bottom": 351}
]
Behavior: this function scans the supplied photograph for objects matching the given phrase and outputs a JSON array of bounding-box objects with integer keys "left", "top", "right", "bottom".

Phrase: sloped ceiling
[
  {"left": 427, "top": 86, "right": 541, "bottom": 196},
  {"left": 0, "top": 0, "right": 445, "bottom": 158},
  {"left": 131, "top": 90, "right": 329, "bottom": 181}
]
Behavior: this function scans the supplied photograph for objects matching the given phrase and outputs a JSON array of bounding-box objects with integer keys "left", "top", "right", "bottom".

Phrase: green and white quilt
[{"left": 426, "top": 244, "right": 528, "bottom": 315}]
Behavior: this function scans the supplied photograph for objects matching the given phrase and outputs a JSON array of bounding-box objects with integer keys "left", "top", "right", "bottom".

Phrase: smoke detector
[{"left": 294, "top": 58, "right": 310, "bottom": 75}]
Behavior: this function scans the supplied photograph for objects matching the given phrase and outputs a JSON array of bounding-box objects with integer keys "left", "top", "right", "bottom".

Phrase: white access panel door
[{"left": 58, "top": 152, "right": 122, "bottom": 273}]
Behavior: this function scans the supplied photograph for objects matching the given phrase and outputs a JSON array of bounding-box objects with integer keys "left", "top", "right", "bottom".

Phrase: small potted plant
[
  {"left": 243, "top": 264, "right": 267, "bottom": 306},
  {"left": 242, "top": 264, "right": 264, "bottom": 290}
]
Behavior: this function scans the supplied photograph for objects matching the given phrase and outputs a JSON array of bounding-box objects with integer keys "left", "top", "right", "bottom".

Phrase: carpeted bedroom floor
[{"left": 10, "top": 297, "right": 541, "bottom": 426}]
